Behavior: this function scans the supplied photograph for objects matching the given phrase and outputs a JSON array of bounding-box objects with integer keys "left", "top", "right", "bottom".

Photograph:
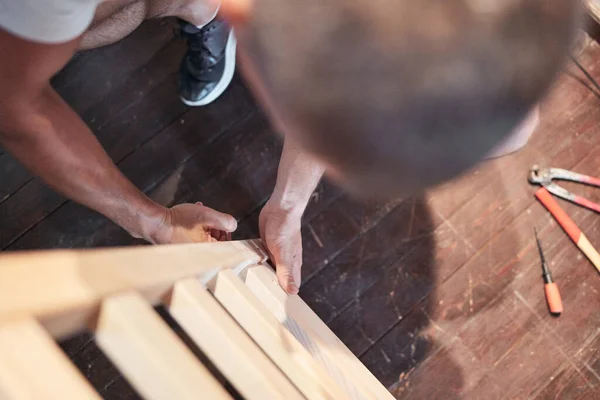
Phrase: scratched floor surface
[{"left": 1, "top": 18, "right": 600, "bottom": 399}]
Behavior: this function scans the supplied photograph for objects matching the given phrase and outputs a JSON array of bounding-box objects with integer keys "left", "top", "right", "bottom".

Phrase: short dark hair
[{"left": 245, "top": 0, "right": 580, "bottom": 196}]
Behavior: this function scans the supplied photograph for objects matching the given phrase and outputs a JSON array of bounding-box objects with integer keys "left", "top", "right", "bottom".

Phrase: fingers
[
  {"left": 196, "top": 203, "right": 238, "bottom": 232},
  {"left": 210, "top": 228, "right": 230, "bottom": 242},
  {"left": 273, "top": 243, "right": 302, "bottom": 295}
]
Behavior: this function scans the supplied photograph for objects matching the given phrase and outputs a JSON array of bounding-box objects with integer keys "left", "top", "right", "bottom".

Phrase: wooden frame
[
  {"left": 0, "top": 240, "right": 394, "bottom": 399},
  {"left": 587, "top": 0, "right": 600, "bottom": 24}
]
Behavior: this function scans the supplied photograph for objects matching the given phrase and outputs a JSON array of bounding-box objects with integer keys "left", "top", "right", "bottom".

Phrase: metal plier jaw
[{"left": 528, "top": 166, "right": 600, "bottom": 213}]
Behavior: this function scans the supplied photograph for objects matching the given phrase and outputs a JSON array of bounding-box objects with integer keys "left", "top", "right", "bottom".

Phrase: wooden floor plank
[
  {"left": 0, "top": 153, "right": 32, "bottom": 204},
  {"left": 53, "top": 19, "right": 177, "bottom": 116},
  {"left": 327, "top": 219, "right": 474, "bottom": 356},
  {"left": 359, "top": 141, "right": 600, "bottom": 391},
  {"left": 532, "top": 330, "right": 600, "bottom": 399}
]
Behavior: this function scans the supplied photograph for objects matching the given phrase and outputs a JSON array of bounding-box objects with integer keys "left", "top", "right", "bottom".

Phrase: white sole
[{"left": 181, "top": 29, "right": 237, "bottom": 107}]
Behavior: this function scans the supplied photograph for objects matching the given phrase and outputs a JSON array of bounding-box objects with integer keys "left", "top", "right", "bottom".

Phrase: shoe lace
[{"left": 178, "top": 20, "right": 221, "bottom": 70}]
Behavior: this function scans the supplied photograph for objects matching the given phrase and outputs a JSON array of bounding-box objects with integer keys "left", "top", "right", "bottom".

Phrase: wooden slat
[
  {"left": 0, "top": 240, "right": 265, "bottom": 338},
  {"left": 210, "top": 269, "right": 351, "bottom": 400},
  {"left": 0, "top": 318, "right": 100, "bottom": 400},
  {"left": 167, "top": 278, "right": 304, "bottom": 400},
  {"left": 587, "top": 0, "right": 600, "bottom": 23},
  {"left": 94, "top": 292, "right": 231, "bottom": 400},
  {"left": 245, "top": 265, "right": 395, "bottom": 400}
]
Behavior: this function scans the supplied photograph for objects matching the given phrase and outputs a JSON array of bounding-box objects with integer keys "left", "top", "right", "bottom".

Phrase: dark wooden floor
[{"left": 2, "top": 18, "right": 600, "bottom": 399}]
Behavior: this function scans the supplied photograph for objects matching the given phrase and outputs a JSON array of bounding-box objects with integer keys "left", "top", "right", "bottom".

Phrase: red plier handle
[
  {"left": 529, "top": 166, "right": 600, "bottom": 274},
  {"left": 528, "top": 166, "right": 600, "bottom": 213}
]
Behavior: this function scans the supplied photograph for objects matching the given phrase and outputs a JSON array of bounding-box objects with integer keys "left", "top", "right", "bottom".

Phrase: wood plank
[
  {"left": 534, "top": 365, "right": 600, "bottom": 400},
  {"left": 244, "top": 265, "right": 394, "bottom": 400},
  {"left": 300, "top": 196, "right": 441, "bottom": 322},
  {"left": 0, "top": 318, "right": 100, "bottom": 400},
  {"left": 94, "top": 292, "right": 231, "bottom": 400},
  {"left": 53, "top": 19, "right": 177, "bottom": 117},
  {"left": 466, "top": 320, "right": 571, "bottom": 399},
  {"left": 101, "top": 376, "right": 142, "bottom": 400},
  {"left": 0, "top": 153, "right": 31, "bottom": 203},
  {"left": 210, "top": 269, "right": 351, "bottom": 400},
  {"left": 327, "top": 220, "right": 474, "bottom": 356},
  {"left": 59, "top": 332, "right": 94, "bottom": 358},
  {"left": 587, "top": 0, "right": 600, "bottom": 24},
  {"left": 390, "top": 337, "right": 487, "bottom": 400},
  {"left": 167, "top": 278, "right": 305, "bottom": 400},
  {"left": 0, "top": 240, "right": 265, "bottom": 338},
  {"left": 300, "top": 195, "right": 406, "bottom": 284},
  {"left": 533, "top": 330, "right": 600, "bottom": 399},
  {"left": 68, "top": 339, "right": 131, "bottom": 396}
]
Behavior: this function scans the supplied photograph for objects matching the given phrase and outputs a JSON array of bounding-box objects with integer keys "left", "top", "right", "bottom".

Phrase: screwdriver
[{"left": 534, "top": 228, "right": 563, "bottom": 316}]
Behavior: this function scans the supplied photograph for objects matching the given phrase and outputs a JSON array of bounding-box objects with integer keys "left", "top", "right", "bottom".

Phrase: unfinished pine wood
[
  {"left": 587, "top": 0, "right": 600, "bottom": 24},
  {"left": 0, "top": 240, "right": 265, "bottom": 338},
  {"left": 94, "top": 291, "right": 231, "bottom": 400},
  {"left": 167, "top": 278, "right": 304, "bottom": 400},
  {"left": 0, "top": 318, "right": 100, "bottom": 400},
  {"left": 245, "top": 265, "right": 395, "bottom": 400},
  {"left": 210, "top": 269, "right": 351, "bottom": 400}
]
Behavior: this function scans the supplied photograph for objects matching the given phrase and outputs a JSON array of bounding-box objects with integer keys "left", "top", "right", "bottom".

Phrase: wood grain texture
[
  {"left": 168, "top": 278, "right": 304, "bottom": 400},
  {"left": 534, "top": 330, "right": 600, "bottom": 399},
  {"left": 94, "top": 292, "right": 231, "bottom": 400},
  {"left": 0, "top": 153, "right": 31, "bottom": 204},
  {"left": 211, "top": 269, "right": 350, "bottom": 400},
  {"left": 245, "top": 265, "right": 394, "bottom": 400},
  {"left": 2, "top": 18, "right": 600, "bottom": 400},
  {"left": 0, "top": 240, "right": 265, "bottom": 338},
  {"left": 0, "top": 318, "right": 100, "bottom": 400},
  {"left": 359, "top": 36, "right": 600, "bottom": 397},
  {"left": 587, "top": 0, "right": 600, "bottom": 24}
]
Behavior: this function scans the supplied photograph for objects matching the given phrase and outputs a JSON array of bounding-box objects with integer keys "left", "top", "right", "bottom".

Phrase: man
[{"left": 0, "top": 0, "right": 578, "bottom": 294}]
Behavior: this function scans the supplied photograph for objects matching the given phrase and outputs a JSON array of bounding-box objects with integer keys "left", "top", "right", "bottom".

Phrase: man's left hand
[{"left": 259, "top": 201, "right": 303, "bottom": 295}]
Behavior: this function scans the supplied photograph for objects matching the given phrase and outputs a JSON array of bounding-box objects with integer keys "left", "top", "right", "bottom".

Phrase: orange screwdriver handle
[{"left": 544, "top": 283, "right": 563, "bottom": 315}]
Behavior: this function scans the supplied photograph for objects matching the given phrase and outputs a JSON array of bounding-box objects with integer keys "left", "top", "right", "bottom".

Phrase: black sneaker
[{"left": 177, "top": 19, "right": 236, "bottom": 106}]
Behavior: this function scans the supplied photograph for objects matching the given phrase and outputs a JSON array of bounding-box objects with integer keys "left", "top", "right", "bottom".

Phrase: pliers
[
  {"left": 528, "top": 166, "right": 600, "bottom": 273},
  {"left": 529, "top": 166, "right": 600, "bottom": 213}
]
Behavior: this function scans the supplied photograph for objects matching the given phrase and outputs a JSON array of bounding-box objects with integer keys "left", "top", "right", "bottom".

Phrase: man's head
[{"left": 219, "top": 0, "right": 580, "bottom": 197}]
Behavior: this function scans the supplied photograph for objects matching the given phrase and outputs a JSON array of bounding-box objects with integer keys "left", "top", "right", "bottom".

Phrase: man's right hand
[
  {"left": 0, "top": 30, "right": 238, "bottom": 248},
  {"left": 146, "top": 202, "right": 238, "bottom": 244}
]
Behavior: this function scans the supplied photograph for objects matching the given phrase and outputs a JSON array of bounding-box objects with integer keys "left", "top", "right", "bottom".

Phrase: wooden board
[
  {"left": 94, "top": 292, "right": 231, "bottom": 400},
  {"left": 167, "top": 278, "right": 304, "bottom": 400},
  {"left": 0, "top": 318, "right": 100, "bottom": 400},
  {"left": 0, "top": 240, "right": 265, "bottom": 338},
  {"left": 210, "top": 269, "right": 351, "bottom": 400},
  {"left": 587, "top": 0, "right": 600, "bottom": 24},
  {"left": 245, "top": 265, "right": 395, "bottom": 400}
]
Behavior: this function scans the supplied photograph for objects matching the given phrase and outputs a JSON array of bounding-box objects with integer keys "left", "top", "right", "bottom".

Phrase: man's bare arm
[
  {"left": 260, "top": 138, "right": 325, "bottom": 293},
  {"left": 0, "top": 30, "right": 235, "bottom": 243}
]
